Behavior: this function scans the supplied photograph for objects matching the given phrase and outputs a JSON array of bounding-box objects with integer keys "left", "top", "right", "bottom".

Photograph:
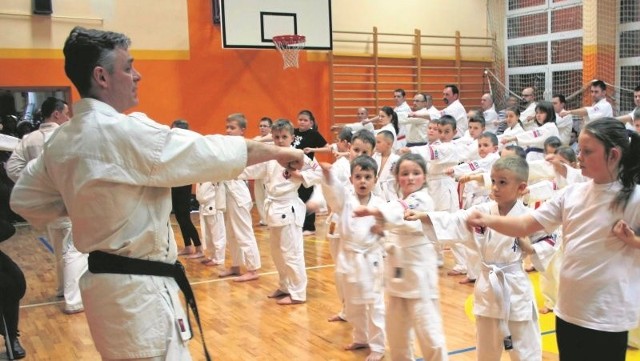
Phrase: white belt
[{"left": 481, "top": 261, "right": 523, "bottom": 349}]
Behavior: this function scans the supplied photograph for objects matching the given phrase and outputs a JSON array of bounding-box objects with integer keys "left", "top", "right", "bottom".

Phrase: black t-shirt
[{"left": 293, "top": 128, "right": 327, "bottom": 160}]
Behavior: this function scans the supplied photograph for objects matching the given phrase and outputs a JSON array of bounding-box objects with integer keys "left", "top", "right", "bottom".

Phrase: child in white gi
[
  {"left": 322, "top": 155, "right": 386, "bottom": 361},
  {"left": 467, "top": 118, "right": 640, "bottom": 361},
  {"left": 218, "top": 113, "right": 262, "bottom": 281},
  {"left": 411, "top": 115, "right": 465, "bottom": 275},
  {"left": 355, "top": 153, "right": 448, "bottom": 361},
  {"left": 240, "top": 119, "right": 322, "bottom": 305},
  {"left": 501, "top": 101, "right": 559, "bottom": 162},
  {"left": 373, "top": 130, "right": 400, "bottom": 202},
  {"left": 325, "top": 129, "right": 377, "bottom": 322},
  {"left": 409, "top": 155, "right": 554, "bottom": 361},
  {"left": 498, "top": 107, "right": 525, "bottom": 149},
  {"left": 195, "top": 182, "right": 226, "bottom": 266}
]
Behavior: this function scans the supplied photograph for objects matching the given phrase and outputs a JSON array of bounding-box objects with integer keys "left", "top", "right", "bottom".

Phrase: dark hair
[
  {"left": 445, "top": 84, "right": 459, "bottom": 95},
  {"left": 380, "top": 106, "right": 399, "bottom": 134},
  {"left": 503, "top": 144, "right": 526, "bottom": 159},
  {"left": 338, "top": 127, "right": 353, "bottom": 142},
  {"left": 40, "top": 97, "right": 67, "bottom": 119},
  {"left": 272, "top": 118, "right": 295, "bottom": 135},
  {"left": 377, "top": 130, "right": 395, "bottom": 143},
  {"left": 543, "top": 136, "right": 562, "bottom": 153},
  {"left": 552, "top": 94, "right": 566, "bottom": 104},
  {"left": 298, "top": 109, "right": 317, "bottom": 131},
  {"left": 635, "top": 85, "right": 640, "bottom": 92},
  {"left": 480, "top": 131, "right": 498, "bottom": 146},
  {"left": 438, "top": 114, "right": 457, "bottom": 131},
  {"left": 534, "top": 101, "right": 556, "bottom": 126},
  {"left": 583, "top": 118, "right": 640, "bottom": 210},
  {"left": 63, "top": 26, "right": 131, "bottom": 97},
  {"left": 171, "top": 119, "right": 189, "bottom": 130},
  {"left": 351, "top": 129, "right": 376, "bottom": 150},
  {"left": 394, "top": 89, "right": 406, "bottom": 97},
  {"left": 260, "top": 116, "right": 273, "bottom": 126},
  {"left": 468, "top": 111, "right": 486, "bottom": 127},
  {"left": 555, "top": 146, "right": 577, "bottom": 164},
  {"left": 506, "top": 106, "right": 521, "bottom": 117},
  {"left": 591, "top": 79, "right": 606, "bottom": 91},
  {"left": 350, "top": 154, "right": 378, "bottom": 175},
  {"left": 227, "top": 113, "right": 247, "bottom": 129}
]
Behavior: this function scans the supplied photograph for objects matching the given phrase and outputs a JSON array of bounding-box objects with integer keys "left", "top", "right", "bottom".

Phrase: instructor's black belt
[{"left": 88, "top": 251, "right": 211, "bottom": 361}]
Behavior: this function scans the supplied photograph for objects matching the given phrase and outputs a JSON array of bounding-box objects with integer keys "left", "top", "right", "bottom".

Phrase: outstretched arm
[
  {"left": 245, "top": 140, "right": 304, "bottom": 170},
  {"left": 466, "top": 211, "right": 544, "bottom": 238}
]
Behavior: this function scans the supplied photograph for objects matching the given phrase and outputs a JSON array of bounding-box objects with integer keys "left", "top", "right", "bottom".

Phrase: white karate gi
[
  {"left": 451, "top": 152, "right": 500, "bottom": 281},
  {"left": 372, "top": 152, "right": 400, "bottom": 202},
  {"left": 441, "top": 99, "right": 467, "bottom": 138},
  {"left": 240, "top": 155, "right": 322, "bottom": 301},
  {"left": 322, "top": 172, "right": 386, "bottom": 353},
  {"left": 584, "top": 98, "right": 613, "bottom": 124},
  {"left": 483, "top": 105, "right": 500, "bottom": 134},
  {"left": 395, "top": 101, "right": 412, "bottom": 149},
  {"left": 555, "top": 113, "right": 573, "bottom": 145},
  {"left": 11, "top": 98, "right": 250, "bottom": 359},
  {"left": 196, "top": 182, "right": 226, "bottom": 264},
  {"left": 430, "top": 200, "right": 550, "bottom": 361},
  {"left": 378, "top": 190, "right": 448, "bottom": 361},
  {"left": 520, "top": 102, "right": 537, "bottom": 131},
  {"left": 6, "top": 121, "right": 87, "bottom": 312},
  {"left": 515, "top": 122, "right": 560, "bottom": 162},
  {"left": 412, "top": 141, "right": 466, "bottom": 273},
  {"left": 221, "top": 179, "right": 261, "bottom": 271}
]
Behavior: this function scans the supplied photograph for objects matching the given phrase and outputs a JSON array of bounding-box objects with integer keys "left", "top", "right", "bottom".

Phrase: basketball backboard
[{"left": 220, "top": 0, "right": 332, "bottom": 50}]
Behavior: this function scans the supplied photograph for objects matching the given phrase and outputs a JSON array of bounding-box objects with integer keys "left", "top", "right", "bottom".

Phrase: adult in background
[
  {"left": 616, "top": 85, "right": 640, "bottom": 130},
  {"left": 10, "top": 26, "right": 304, "bottom": 361},
  {"left": 171, "top": 119, "right": 205, "bottom": 259},
  {"left": 441, "top": 84, "right": 468, "bottom": 138},
  {"left": 480, "top": 93, "right": 499, "bottom": 133},
  {"left": 519, "top": 86, "right": 538, "bottom": 131},
  {"left": 294, "top": 109, "right": 329, "bottom": 236},
  {"left": 560, "top": 79, "right": 613, "bottom": 126},
  {"left": 6, "top": 97, "right": 87, "bottom": 315},
  {"left": 393, "top": 88, "right": 412, "bottom": 148},
  {"left": 552, "top": 94, "right": 573, "bottom": 146}
]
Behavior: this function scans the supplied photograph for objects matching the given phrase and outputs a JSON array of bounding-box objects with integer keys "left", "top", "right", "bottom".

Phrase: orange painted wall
[{"left": 0, "top": 0, "right": 331, "bottom": 140}]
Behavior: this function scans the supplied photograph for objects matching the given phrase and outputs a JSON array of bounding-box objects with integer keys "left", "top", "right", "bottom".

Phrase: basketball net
[{"left": 273, "top": 35, "right": 306, "bottom": 69}]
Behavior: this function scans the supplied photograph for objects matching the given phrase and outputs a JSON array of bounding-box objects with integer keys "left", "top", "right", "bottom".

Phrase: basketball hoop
[{"left": 272, "top": 35, "right": 306, "bottom": 69}]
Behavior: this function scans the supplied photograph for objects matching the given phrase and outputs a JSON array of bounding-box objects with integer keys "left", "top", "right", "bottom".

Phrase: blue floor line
[{"left": 38, "top": 236, "right": 54, "bottom": 253}]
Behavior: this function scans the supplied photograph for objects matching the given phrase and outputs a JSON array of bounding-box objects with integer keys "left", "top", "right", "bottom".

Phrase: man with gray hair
[
  {"left": 480, "top": 93, "right": 499, "bottom": 133},
  {"left": 10, "top": 26, "right": 303, "bottom": 361}
]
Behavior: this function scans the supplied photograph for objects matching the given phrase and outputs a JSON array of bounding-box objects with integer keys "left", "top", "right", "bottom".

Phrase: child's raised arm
[{"left": 466, "top": 211, "right": 544, "bottom": 238}]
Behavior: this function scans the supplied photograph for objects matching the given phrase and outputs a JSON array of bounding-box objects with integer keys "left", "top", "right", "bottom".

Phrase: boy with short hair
[
  {"left": 326, "top": 128, "right": 376, "bottom": 321},
  {"left": 219, "top": 113, "right": 262, "bottom": 281},
  {"left": 373, "top": 130, "right": 400, "bottom": 202},
  {"left": 239, "top": 119, "right": 322, "bottom": 305},
  {"left": 407, "top": 156, "right": 554, "bottom": 361},
  {"left": 321, "top": 155, "right": 386, "bottom": 361}
]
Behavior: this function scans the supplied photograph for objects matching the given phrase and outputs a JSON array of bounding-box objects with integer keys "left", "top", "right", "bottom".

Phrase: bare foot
[
  {"left": 327, "top": 314, "right": 346, "bottom": 322},
  {"left": 276, "top": 295, "right": 305, "bottom": 305},
  {"left": 447, "top": 270, "right": 466, "bottom": 276},
  {"left": 525, "top": 265, "right": 536, "bottom": 272},
  {"left": 267, "top": 289, "right": 290, "bottom": 299},
  {"left": 539, "top": 306, "right": 553, "bottom": 314},
  {"left": 344, "top": 343, "right": 369, "bottom": 351},
  {"left": 458, "top": 277, "right": 476, "bottom": 284},
  {"left": 201, "top": 259, "right": 221, "bottom": 266},
  {"left": 233, "top": 270, "right": 259, "bottom": 282},
  {"left": 178, "top": 246, "right": 194, "bottom": 256},
  {"left": 218, "top": 266, "right": 241, "bottom": 278},
  {"left": 366, "top": 351, "right": 385, "bottom": 361}
]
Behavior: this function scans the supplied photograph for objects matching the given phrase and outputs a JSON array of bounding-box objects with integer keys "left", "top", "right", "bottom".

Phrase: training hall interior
[{"left": 1, "top": 0, "right": 639, "bottom": 360}]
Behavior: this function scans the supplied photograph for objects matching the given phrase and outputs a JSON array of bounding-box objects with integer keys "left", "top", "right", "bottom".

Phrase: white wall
[
  {"left": 331, "top": 0, "right": 491, "bottom": 59},
  {"left": 0, "top": 0, "right": 189, "bottom": 53}
]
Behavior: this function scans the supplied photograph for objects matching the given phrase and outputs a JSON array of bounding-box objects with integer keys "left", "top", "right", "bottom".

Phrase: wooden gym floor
[{"left": 0, "top": 208, "right": 593, "bottom": 361}]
